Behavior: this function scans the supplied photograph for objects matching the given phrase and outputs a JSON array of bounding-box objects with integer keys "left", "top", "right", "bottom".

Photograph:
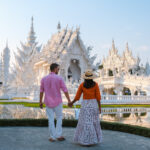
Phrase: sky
[{"left": 0, "top": 0, "right": 150, "bottom": 64}]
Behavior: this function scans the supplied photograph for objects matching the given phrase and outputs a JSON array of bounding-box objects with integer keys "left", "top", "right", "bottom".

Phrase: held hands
[
  {"left": 68, "top": 101, "right": 74, "bottom": 108},
  {"left": 40, "top": 102, "right": 43, "bottom": 109}
]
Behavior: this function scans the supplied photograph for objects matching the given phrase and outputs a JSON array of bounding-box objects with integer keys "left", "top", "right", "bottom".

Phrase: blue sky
[{"left": 0, "top": 0, "right": 150, "bottom": 64}]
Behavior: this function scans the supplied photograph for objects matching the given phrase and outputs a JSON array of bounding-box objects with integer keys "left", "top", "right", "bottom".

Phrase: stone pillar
[
  {"left": 130, "top": 89, "right": 135, "bottom": 96},
  {"left": 113, "top": 69, "right": 116, "bottom": 77},
  {"left": 115, "top": 86, "right": 123, "bottom": 96},
  {"left": 106, "top": 69, "right": 109, "bottom": 77},
  {"left": 138, "top": 91, "right": 141, "bottom": 96},
  {"left": 136, "top": 86, "right": 141, "bottom": 96},
  {"left": 100, "top": 69, "right": 104, "bottom": 77},
  {"left": 100, "top": 85, "right": 104, "bottom": 95},
  {"left": 119, "top": 91, "right": 123, "bottom": 96}
]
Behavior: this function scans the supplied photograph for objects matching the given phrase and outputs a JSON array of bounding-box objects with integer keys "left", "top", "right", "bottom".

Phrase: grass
[
  {"left": 0, "top": 102, "right": 42, "bottom": 107},
  {"left": 0, "top": 119, "right": 150, "bottom": 138},
  {"left": 12, "top": 97, "right": 28, "bottom": 99},
  {"left": 0, "top": 101, "right": 150, "bottom": 108}
]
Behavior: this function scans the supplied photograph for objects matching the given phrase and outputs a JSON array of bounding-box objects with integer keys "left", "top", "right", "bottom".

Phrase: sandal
[
  {"left": 49, "top": 138, "right": 56, "bottom": 142},
  {"left": 57, "top": 136, "right": 65, "bottom": 141}
]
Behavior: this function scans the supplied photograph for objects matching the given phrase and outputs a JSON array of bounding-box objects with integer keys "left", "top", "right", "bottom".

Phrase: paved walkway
[{"left": 0, "top": 127, "right": 150, "bottom": 150}]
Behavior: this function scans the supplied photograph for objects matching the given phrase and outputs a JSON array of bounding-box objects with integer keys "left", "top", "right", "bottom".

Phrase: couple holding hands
[{"left": 40, "top": 63, "right": 102, "bottom": 146}]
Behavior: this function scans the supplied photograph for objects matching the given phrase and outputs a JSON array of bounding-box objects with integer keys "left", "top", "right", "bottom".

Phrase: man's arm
[
  {"left": 60, "top": 78, "right": 71, "bottom": 105},
  {"left": 39, "top": 92, "right": 44, "bottom": 109},
  {"left": 39, "top": 78, "right": 44, "bottom": 109},
  {"left": 64, "top": 92, "right": 71, "bottom": 103}
]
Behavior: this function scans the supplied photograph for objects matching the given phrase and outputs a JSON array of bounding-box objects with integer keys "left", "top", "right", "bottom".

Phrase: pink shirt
[{"left": 40, "top": 72, "right": 68, "bottom": 108}]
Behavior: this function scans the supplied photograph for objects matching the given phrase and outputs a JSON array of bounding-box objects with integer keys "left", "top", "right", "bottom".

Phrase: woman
[{"left": 70, "top": 69, "right": 102, "bottom": 146}]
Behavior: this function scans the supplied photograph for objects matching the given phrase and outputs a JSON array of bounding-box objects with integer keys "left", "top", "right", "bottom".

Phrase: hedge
[{"left": 0, "top": 119, "right": 150, "bottom": 138}]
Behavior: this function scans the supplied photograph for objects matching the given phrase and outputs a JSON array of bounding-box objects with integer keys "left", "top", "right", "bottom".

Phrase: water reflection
[
  {"left": 100, "top": 108, "right": 150, "bottom": 128},
  {"left": 0, "top": 105, "right": 150, "bottom": 128}
]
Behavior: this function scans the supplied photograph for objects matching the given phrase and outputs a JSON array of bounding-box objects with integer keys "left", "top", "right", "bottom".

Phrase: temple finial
[
  {"left": 31, "top": 16, "right": 34, "bottom": 32},
  {"left": 57, "top": 21, "right": 61, "bottom": 32},
  {"left": 32, "top": 16, "right": 33, "bottom": 23},
  {"left": 126, "top": 42, "right": 129, "bottom": 51},
  {"left": 112, "top": 38, "right": 115, "bottom": 50},
  {"left": 6, "top": 39, "right": 8, "bottom": 48},
  {"left": 27, "top": 16, "right": 36, "bottom": 46}
]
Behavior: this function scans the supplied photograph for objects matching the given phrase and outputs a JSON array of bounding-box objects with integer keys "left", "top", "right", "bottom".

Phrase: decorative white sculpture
[
  {"left": 0, "top": 18, "right": 97, "bottom": 99},
  {"left": 0, "top": 42, "right": 11, "bottom": 98},
  {"left": 96, "top": 40, "right": 150, "bottom": 96},
  {"left": 0, "top": 18, "right": 150, "bottom": 100}
]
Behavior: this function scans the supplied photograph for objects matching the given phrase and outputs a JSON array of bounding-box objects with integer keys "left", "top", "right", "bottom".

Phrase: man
[{"left": 40, "top": 63, "right": 71, "bottom": 142}]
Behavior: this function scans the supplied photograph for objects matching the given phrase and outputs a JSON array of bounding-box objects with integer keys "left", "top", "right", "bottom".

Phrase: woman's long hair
[{"left": 83, "top": 79, "right": 96, "bottom": 89}]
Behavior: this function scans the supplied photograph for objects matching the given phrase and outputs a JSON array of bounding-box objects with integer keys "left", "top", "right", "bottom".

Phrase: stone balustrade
[
  {"left": 62, "top": 94, "right": 150, "bottom": 104},
  {"left": 101, "top": 95, "right": 150, "bottom": 104},
  {"left": 1, "top": 79, "right": 150, "bottom": 105},
  {"left": 101, "top": 107, "right": 150, "bottom": 115}
]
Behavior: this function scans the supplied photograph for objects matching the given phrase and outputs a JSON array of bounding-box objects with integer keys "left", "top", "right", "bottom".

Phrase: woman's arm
[
  {"left": 97, "top": 99, "right": 101, "bottom": 114},
  {"left": 70, "top": 99, "right": 78, "bottom": 106},
  {"left": 95, "top": 83, "right": 101, "bottom": 113},
  {"left": 70, "top": 83, "right": 83, "bottom": 106}
]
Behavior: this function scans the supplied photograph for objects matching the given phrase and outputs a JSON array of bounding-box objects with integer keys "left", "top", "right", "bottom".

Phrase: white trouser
[{"left": 46, "top": 103, "right": 63, "bottom": 139}]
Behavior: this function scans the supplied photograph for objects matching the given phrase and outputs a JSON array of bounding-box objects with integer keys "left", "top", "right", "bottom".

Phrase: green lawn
[{"left": 0, "top": 101, "right": 150, "bottom": 108}]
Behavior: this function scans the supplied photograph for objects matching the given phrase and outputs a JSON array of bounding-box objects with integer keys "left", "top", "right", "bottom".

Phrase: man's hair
[{"left": 50, "top": 63, "right": 59, "bottom": 71}]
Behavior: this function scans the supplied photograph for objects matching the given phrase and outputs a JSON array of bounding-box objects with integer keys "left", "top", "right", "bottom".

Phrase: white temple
[
  {"left": 95, "top": 40, "right": 150, "bottom": 96},
  {"left": 0, "top": 17, "right": 150, "bottom": 100},
  {"left": 0, "top": 17, "right": 98, "bottom": 99},
  {"left": 0, "top": 42, "right": 11, "bottom": 98}
]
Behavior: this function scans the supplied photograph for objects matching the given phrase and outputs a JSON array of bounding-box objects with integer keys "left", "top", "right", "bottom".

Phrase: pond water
[
  {"left": 0, "top": 105, "right": 150, "bottom": 128},
  {"left": 73, "top": 107, "right": 150, "bottom": 128},
  {"left": 101, "top": 110, "right": 150, "bottom": 128}
]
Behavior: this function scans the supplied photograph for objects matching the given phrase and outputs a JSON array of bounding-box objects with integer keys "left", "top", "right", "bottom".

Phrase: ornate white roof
[
  {"left": 14, "top": 17, "right": 41, "bottom": 67},
  {"left": 39, "top": 26, "right": 94, "bottom": 68},
  {"left": 103, "top": 40, "right": 123, "bottom": 69},
  {"left": 103, "top": 41, "right": 140, "bottom": 71},
  {"left": 122, "top": 43, "right": 138, "bottom": 68}
]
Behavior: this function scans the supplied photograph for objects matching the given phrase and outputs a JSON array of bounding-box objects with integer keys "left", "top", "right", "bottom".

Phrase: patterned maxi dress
[{"left": 74, "top": 99, "right": 102, "bottom": 145}]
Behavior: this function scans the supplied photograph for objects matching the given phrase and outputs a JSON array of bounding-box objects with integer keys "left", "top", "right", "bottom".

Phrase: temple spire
[
  {"left": 6, "top": 39, "right": 8, "bottom": 48},
  {"left": 2, "top": 42, "right": 10, "bottom": 85},
  {"left": 31, "top": 16, "right": 34, "bottom": 29},
  {"left": 27, "top": 16, "right": 36, "bottom": 46},
  {"left": 112, "top": 39, "right": 115, "bottom": 50},
  {"left": 124, "top": 42, "right": 132, "bottom": 56},
  {"left": 57, "top": 21, "right": 61, "bottom": 32},
  {"left": 126, "top": 42, "right": 128, "bottom": 49},
  {"left": 4, "top": 40, "right": 10, "bottom": 52},
  {"left": 30, "top": 16, "right": 34, "bottom": 35},
  {"left": 126, "top": 42, "right": 129, "bottom": 52}
]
